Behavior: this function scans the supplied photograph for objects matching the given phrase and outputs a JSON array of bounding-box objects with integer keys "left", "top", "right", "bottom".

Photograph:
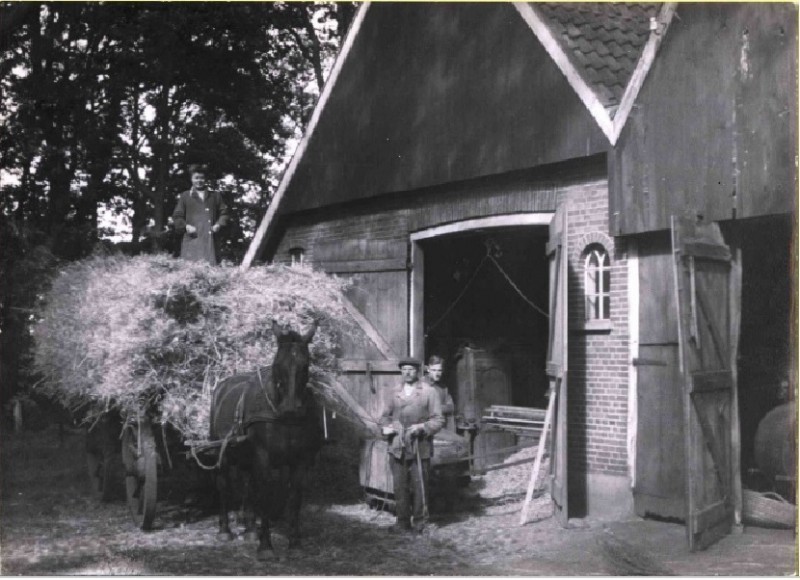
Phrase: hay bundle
[{"left": 32, "top": 254, "right": 373, "bottom": 441}]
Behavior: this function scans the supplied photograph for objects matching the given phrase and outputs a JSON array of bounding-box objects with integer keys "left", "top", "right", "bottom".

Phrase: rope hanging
[
  {"left": 487, "top": 254, "right": 549, "bottom": 319},
  {"left": 426, "top": 253, "right": 490, "bottom": 334},
  {"left": 426, "top": 244, "right": 549, "bottom": 335}
]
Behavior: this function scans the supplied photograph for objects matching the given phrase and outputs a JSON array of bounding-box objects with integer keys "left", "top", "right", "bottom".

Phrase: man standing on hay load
[
  {"left": 172, "top": 164, "right": 230, "bottom": 265},
  {"left": 380, "top": 358, "right": 444, "bottom": 535}
]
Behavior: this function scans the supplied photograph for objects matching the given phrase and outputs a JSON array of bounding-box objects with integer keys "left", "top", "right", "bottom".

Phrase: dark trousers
[{"left": 390, "top": 455, "right": 430, "bottom": 529}]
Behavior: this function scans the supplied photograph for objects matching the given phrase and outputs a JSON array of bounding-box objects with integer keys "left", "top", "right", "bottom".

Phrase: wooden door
[
  {"left": 547, "top": 203, "right": 569, "bottom": 525},
  {"left": 671, "top": 216, "right": 736, "bottom": 551},
  {"left": 314, "top": 239, "right": 408, "bottom": 494},
  {"left": 634, "top": 233, "right": 686, "bottom": 519}
]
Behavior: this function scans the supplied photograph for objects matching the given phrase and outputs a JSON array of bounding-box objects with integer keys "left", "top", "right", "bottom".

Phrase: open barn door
[
  {"left": 314, "top": 239, "right": 407, "bottom": 497},
  {"left": 547, "top": 203, "right": 569, "bottom": 525},
  {"left": 671, "top": 216, "right": 736, "bottom": 551}
]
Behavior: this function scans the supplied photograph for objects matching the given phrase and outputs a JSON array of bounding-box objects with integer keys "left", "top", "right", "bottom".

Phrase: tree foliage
[
  {"left": 0, "top": 2, "right": 355, "bottom": 405},
  {"left": 0, "top": 1, "right": 354, "bottom": 260}
]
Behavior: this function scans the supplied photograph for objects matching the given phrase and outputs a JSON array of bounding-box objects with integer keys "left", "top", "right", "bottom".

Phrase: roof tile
[{"left": 534, "top": 2, "right": 662, "bottom": 116}]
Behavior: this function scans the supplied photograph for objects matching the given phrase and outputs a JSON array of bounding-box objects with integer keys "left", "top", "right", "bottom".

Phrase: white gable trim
[
  {"left": 514, "top": 2, "right": 615, "bottom": 143},
  {"left": 514, "top": 2, "right": 676, "bottom": 147},
  {"left": 611, "top": 3, "right": 677, "bottom": 143},
  {"left": 241, "top": 3, "right": 371, "bottom": 269}
]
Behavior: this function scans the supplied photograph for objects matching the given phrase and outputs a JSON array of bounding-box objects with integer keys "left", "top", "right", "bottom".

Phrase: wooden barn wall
[
  {"left": 610, "top": 3, "right": 798, "bottom": 236},
  {"left": 281, "top": 2, "right": 609, "bottom": 215}
]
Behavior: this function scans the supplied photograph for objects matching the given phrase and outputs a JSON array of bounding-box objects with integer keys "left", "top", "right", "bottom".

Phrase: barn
[{"left": 242, "top": 2, "right": 797, "bottom": 550}]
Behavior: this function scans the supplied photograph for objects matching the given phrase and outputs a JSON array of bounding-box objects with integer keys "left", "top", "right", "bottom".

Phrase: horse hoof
[
  {"left": 217, "top": 531, "right": 236, "bottom": 542},
  {"left": 243, "top": 531, "right": 259, "bottom": 542},
  {"left": 256, "top": 548, "right": 277, "bottom": 561}
]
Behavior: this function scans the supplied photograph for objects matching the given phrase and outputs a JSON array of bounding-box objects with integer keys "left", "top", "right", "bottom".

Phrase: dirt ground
[{"left": 1, "top": 425, "right": 796, "bottom": 576}]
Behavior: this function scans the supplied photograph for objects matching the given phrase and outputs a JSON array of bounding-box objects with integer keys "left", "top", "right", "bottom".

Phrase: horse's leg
[
  {"left": 251, "top": 434, "right": 277, "bottom": 560},
  {"left": 286, "top": 463, "right": 306, "bottom": 551},
  {"left": 215, "top": 461, "right": 235, "bottom": 541},
  {"left": 242, "top": 468, "right": 259, "bottom": 542}
]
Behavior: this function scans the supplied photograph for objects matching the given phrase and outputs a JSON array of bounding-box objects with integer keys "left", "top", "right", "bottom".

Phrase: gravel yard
[{"left": 2, "top": 425, "right": 795, "bottom": 576}]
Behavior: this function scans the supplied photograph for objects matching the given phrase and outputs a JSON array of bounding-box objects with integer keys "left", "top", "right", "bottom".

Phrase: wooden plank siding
[
  {"left": 633, "top": 231, "right": 686, "bottom": 519},
  {"left": 610, "top": 4, "right": 798, "bottom": 236},
  {"left": 280, "top": 2, "right": 609, "bottom": 215}
]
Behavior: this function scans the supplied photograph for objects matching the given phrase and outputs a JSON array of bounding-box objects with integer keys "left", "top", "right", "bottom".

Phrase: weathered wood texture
[
  {"left": 634, "top": 232, "right": 686, "bottom": 519},
  {"left": 610, "top": 3, "right": 798, "bottom": 235},
  {"left": 672, "top": 217, "right": 735, "bottom": 551},
  {"left": 280, "top": 2, "right": 608, "bottom": 214}
]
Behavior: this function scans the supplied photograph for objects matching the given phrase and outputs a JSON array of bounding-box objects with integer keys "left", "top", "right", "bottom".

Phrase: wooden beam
[
  {"left": 513, "top": 2, "right": 614, "bottom": 143},
  {"left": 240, "top": 3, "right": 371, "bottom": 270},
  {"left": 519, "top": 386, "right": 556, "bottom": 525},
  {"left": 410, "top": 213, "right": 553, "bottom": 241},
  {"left": 341, "top": 297, "right": 396, "bottom": 359},
  {"left": 611, "top": 3, "right": 677, "bottom": 144},
  {"left": 627, "top": 240, "right": 639, "bottom": 488},
  {"left": 339, "top": 360, "right": 401, "bottom": 373}
]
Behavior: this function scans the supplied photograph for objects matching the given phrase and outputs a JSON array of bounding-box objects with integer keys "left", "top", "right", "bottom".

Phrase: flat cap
[{"left": 398, "top": 358, "right": 422, "bottom": 369}]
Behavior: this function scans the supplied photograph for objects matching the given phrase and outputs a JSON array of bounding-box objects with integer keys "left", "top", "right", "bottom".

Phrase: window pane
[
  {"left": 603, "top": 296, "right": 610, "bottom": 319},
  {"left": 602, "top": 269, "right": 610, "bottom": 293},
  {"left": 586, "top": 295, "right": 597, "bottom": 320}
]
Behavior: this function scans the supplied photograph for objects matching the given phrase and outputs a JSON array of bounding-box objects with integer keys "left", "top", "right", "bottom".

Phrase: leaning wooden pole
[{"left": 519, "top": 386, "right": 557, "bottom": 525}]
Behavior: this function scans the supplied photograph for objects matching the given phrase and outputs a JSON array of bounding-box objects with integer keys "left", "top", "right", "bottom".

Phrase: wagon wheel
[
  {"left": 122, "top": 417, "right": 158, "bottom": 530},
  {"left": 86, "top": 447, "right": 123, "bottom": 502},
  {"left": 85, "top": 414, "right": 123, "bottom": 502}
]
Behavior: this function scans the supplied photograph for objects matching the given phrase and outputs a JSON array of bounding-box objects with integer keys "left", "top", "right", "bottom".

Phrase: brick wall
[{"left": 565, "top": 177, "right": 630, "bottom": 477}]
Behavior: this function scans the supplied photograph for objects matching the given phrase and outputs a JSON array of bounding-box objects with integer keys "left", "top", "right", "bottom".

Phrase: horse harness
[{"left": 193, "top": 366, "right": 313, "bottom": 471}]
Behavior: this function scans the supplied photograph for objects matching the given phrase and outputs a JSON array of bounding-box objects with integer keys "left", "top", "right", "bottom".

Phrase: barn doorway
[
  {"left": 725, "top": 215, "right": 795, "bottom": 498},
  {"left": 411, "top": 219, "right": 551, "bottom": 470}
]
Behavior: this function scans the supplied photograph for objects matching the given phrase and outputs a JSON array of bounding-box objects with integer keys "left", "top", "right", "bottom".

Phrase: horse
[{"left": 209, "top": 320, "right": 322, "bottom": 559}]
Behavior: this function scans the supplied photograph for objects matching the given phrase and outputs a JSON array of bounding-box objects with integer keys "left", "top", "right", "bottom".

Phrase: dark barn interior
[
  {"left": 727, "top": 215, "right": 794, "bottom": 492},
  {"left": 421, "top": 226, "right": 550, "bottom": 425}
]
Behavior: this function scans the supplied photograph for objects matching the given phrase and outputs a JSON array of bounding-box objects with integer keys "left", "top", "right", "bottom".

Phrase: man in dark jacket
[
  {"left": 379, "top": 358, "right": 444, "bottom": 534},
  {"left": 172, "top": 165, "right": 230, "bottom": 264}
]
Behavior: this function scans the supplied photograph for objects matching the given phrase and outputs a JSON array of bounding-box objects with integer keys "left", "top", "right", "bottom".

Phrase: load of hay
[{"left": 32, "top": 254, "right": 376, "bottom": 441}]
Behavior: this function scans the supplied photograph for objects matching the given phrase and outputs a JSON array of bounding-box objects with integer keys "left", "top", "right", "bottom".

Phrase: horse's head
[{"left": 270, "top": 320, "right": 317, "bottom": 416}]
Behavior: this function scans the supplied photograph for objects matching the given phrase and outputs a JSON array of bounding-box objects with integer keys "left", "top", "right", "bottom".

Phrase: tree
[{"left": 0, "top": 2, "right": 355, "bottom": 259}]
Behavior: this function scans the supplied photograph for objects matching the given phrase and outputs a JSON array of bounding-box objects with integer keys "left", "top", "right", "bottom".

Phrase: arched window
[
  {"left": 583, "top": 244, "right": 610, "bottom": 320},
  {"left": 289, "top": 247, "right": 305, "bottom": 266}
]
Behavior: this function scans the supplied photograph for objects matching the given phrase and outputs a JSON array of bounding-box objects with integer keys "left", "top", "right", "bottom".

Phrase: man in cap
[{"left": 379, "top": 358, "right": 444, "bottom": 534}]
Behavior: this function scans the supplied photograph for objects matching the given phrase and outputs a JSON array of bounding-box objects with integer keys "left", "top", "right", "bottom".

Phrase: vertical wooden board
[
  {"left": 547, "top": 203, "right": 568, "bottom": 524},
  {"left": 736, "top": 4, "right": 798, "bottom": 218},
  {"left": 411, "top": 242, "right": 425, "bottom": 359},
  {"left": 634, "top": 345, "right": 685, "bottom": 518},
  {"left": 638, "top": 234, "right": 679, "bottom": 344}
]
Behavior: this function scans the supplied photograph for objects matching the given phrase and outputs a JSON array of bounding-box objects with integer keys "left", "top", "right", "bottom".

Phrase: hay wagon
[{"left": 84, "top": 407, "right": 251, "bottom": 531}]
